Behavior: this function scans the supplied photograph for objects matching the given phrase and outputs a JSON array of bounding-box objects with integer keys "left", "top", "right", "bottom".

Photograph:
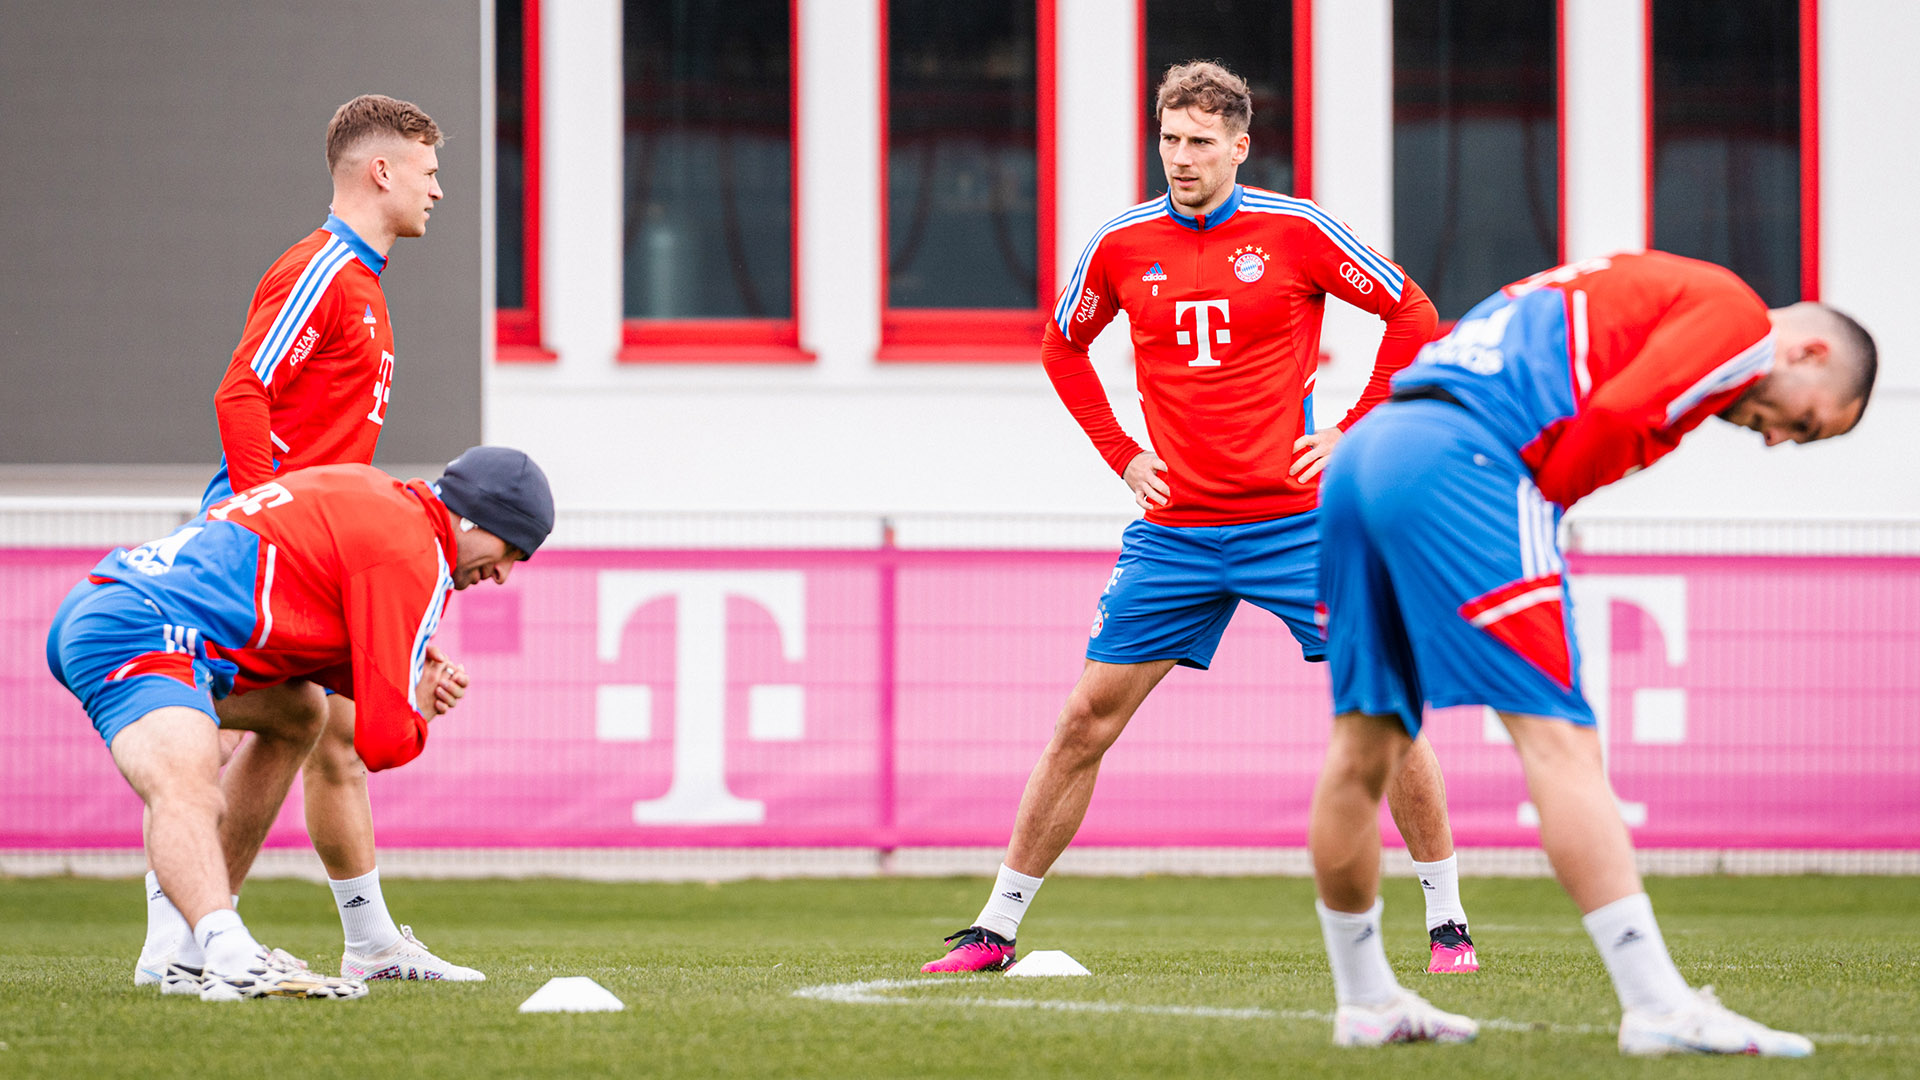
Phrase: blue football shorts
[
  {"left": 1318, "top": 399, "right": 1595, "bottom": 736},
  {"left": 1086, "top": 511, "right": 1325, "bottom": 669},
  {"left": 46, "top": 580, "right": 231, "bottom": 747}
]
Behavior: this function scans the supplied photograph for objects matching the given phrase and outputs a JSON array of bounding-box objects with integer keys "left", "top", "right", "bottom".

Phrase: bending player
[
  {"left": 1309, "top": 252, "right": 1874, "bottom": 1051},
  {"left": 48, "top": 448, "right": 554, "bottom": 1001},
  {"left": 925, "top": 62, "right": 1476, "bottom": 976},
  {"left": 135, "top": 94, "right": 482, "bottom": 985}
]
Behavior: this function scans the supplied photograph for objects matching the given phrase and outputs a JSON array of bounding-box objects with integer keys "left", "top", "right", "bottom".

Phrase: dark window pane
[
  {"left": 497, "top": 0, "right": 525, "bottom": 312},
  {"left": 1393, "top": 0, "right": 1557, "bottom": 319},
  {"left": 1144, "top": 0, "right": 1293, "bottom": 198},
  {"left": 1651, "top": 0, "right": 1799, "bottom": 306},
  {"left": 623, "top": 0, "right": 793, "bottom": 319},
  {"left": 888, "top": 1, "right": 1037, "bottom": 310}
]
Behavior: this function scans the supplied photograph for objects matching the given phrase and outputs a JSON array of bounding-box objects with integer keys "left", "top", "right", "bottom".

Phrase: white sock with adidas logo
[
  {"left": 973, "top": 864, "right": 1044, "bottom": 941},
  {"left": 143, "top": 870, "right": 193, "bottom": 961},
  {"left": 195, "top": 909, "right": 263, "bottom": 976},
  {"left": 1582, "top": 892, "right": 1694, "bottom": 1014},
  {"left": 1410, "top": 854, "right": 1467, "bottom": 932},
  {"left": 1317, "top": 898, "right": 1399, "bottom": 1007},
  {"left": 329, "top": 868, "right": 403, "bottom": 954}
]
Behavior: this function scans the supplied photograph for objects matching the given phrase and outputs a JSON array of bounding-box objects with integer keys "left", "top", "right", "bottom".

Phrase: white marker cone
[
  {"left": 1004, "top": 950, "right": 1091, "bottom": 977},
  {"left": 518, "top": 976, "right": 626, "bottom": 1012}
]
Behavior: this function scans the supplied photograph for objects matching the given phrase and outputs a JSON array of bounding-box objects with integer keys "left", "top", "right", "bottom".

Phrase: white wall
[{"left": 490, "top": 0, "right": 1918, "bottom": 519}]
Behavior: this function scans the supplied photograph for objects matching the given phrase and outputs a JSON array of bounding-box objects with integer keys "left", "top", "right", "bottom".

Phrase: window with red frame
[
  {"left": 1393, "top": 0, "right": 1559, "bottom": 320},
  {"left": 1650, "top": 0, "right": 1810, "bottom": 305},
  {"left": 881, "top": 0, "right": 1054, "bottom": 359},
  {"left": 496, "top": 0, "right": 548, "bottom": 359},
  {"left": 1142, "top": 0, "right": 1306, "bottom": 201},
  {"left": 621, "top": 0, "right": 800, "bottom": 361}
]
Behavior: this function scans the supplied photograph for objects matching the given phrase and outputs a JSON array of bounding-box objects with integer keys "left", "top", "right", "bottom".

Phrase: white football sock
[
  {"left": 1582, "top": 892, "right": 1695, "bottom": 1014},
  {"left": 142, "top": 871, "right": 192, "bottom": 960},
  {"left": 1317, "top": 898, "right": 1400, "bottom": 1007},
  {"left": 1411, "top": 854, "right": 1467, "bottom": 931},
  {"left": 329, "top": 868, "right": 403, "bottom": 954},
  {"left": 194, "top": 909, "right": 262, "bottom": 975},
  {"left": 973, "top": 864, "right": 1044, "bottom": 941}
]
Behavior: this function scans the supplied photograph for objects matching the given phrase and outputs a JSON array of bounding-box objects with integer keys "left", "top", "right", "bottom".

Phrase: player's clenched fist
[{"left": 417, "top": 644, "right": 469, "bottom": 718}]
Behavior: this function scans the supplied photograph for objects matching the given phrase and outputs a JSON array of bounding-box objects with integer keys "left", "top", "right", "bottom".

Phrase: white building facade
[{"left": 487, "top": 0, "right": 1917, "bottom": 524}]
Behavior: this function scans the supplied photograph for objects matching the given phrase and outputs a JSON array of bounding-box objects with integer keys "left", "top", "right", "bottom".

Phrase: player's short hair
[
  {"left": 326, "top": 94, "right": 444, "bottom": 172},
  {"left": 1154, "top": 61, "right": 1253, "bottom": 135},
  {"left": 1816, "top": 302, "right": 1878, "bottom": 406}
]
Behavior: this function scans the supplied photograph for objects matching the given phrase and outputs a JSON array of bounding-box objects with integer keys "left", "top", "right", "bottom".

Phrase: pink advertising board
[{"left": 4, "top": 548, "right": 1916, "bottom": 850}]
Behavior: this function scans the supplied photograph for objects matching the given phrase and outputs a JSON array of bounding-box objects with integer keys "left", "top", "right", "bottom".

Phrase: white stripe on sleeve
[{"left": 1663, "top": 334, "right": 1775, "bottom": 426}]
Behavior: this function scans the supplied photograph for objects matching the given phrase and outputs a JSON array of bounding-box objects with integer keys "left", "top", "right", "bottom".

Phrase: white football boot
[
  {"left": 1618, "top": 986, "right": 1814, "bottom": 1057},
  {"left": 340, "top": 925, "right": 486, "bottom": 982},
  {"left": 199, "top": 947, "right": 367, "bottom": 1002},
  {"left": 159, "top": 961, "right": 204, "bottom": 996},
  {"left": 135, "top": 939, "right": 179, "bottom": 987},
  {"left": 1333, "top": 987, "right": 1480, "bottom": 1047}
]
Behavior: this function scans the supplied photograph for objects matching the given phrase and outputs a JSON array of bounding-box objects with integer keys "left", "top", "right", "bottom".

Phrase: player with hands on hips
[{"left": 924, "top": 60, "right": 1478, "bottom": 982}]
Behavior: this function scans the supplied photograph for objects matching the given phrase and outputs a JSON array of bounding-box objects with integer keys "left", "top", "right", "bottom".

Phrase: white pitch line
[
  {"left": 791, "top": 978, "right": 1910, "bottom": 1045},
  {"left": 791, "top": 978, "right": 1320, "bottom": 1021}
]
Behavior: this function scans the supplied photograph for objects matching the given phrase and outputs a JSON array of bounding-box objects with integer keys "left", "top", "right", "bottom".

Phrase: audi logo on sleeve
[{"left": 1340, "top": 262, "right": 1375, "bottom": 294}]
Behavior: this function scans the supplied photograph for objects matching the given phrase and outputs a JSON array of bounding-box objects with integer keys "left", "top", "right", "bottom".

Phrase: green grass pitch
[{"left": 1, "top": 874, "right": 1915, "bottom": 1078}]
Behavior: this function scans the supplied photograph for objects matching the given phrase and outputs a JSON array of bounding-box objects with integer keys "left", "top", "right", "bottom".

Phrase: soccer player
[
  {"left": 924, "top": 62, "right": 1478, "bottom": 976},
  {"left": 134, "top": 94, "right": 481, "bottom": 986},
  {"left": 47, "top": 447, "right": 553, "bottom": 1001},
  {"left": 1309, "top": 252, "right": 1875, "bottom": 1051}
]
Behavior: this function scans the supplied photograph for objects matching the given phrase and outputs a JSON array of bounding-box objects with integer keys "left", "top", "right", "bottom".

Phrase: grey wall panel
[{"left": 0, "top": 0, "right": 483, "bottom": 466}]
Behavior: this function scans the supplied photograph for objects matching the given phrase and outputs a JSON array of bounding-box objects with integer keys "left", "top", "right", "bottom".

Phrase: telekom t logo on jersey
[
  {"left": 366, "top": 351, "right": 395, "bottom": 426},
  {"left": 594, "top": 571, "right": 806, "bottom": 825},
  {"left": 1175, "top": 299, "right": 1231, "bottom": 367}
]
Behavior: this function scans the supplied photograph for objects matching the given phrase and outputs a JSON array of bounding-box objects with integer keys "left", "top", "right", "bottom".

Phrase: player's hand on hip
[
  {"left": 1124, "top": 451, "right": 1171, "bottom": 511},
  {"left": 1290, "top": 428, "right": 1343, "bottom": 483}
]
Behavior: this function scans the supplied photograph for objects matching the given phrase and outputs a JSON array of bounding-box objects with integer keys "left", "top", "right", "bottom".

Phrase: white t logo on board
[
  {"left": 1484, "top": 574, "right": 1688, "bottom": 829},
  {"left": 1174, "top": 299, "right": 1231, "bottom": 367},
  {"left": 595, "top": 571, "right": 806, "bottom": 825}
]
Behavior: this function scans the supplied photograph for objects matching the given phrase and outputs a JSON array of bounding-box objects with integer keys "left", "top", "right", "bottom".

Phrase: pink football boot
[
  {"left": 921, "top": 926, "right": 1016, "bottom": 973},
  {"left": 1427, "top": 921, "right": 1479, "bottom": 974}
]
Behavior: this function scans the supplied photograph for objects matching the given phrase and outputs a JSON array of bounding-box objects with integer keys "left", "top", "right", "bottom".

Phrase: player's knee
[
  {"left": 279, "top": 698, "right": 328, "bottom": 750},
  {"left": 1327, "top": 719, "right": 1407, "bottom": 796},
  {"left": 1051, "top": 696, "right": 1127, "bottom": 762},
  {"left": 152, "top": 774, "right": 225, "bottom": 825},
  {"left": 308, "top": 723, "right": 366, "bottom": 781}
]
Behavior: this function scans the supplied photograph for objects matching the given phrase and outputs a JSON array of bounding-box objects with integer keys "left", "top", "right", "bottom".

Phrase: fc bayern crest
[{"left": 1231, "top": 247, "right": 1268, "bottom": 283}]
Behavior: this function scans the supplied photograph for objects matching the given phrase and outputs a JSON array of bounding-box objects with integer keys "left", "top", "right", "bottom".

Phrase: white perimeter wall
[{"left": 488, "top": 0, "right": 1919, "bottom": 520}]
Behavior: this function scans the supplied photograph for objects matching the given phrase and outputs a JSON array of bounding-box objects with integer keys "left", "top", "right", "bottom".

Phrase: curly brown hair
[
  {"left": 1154, "top": 61, "right": 1252, "bottom": 134},
  {"left": 326, "top": 94, "right": 444, "bottom": 172}
]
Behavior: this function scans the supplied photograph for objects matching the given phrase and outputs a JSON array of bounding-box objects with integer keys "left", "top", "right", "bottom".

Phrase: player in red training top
[
  {"left": 136, "top": 94, "right": 480, "bottom": 987},
  {"left": 924, "top": 62, "right": 1475, "bottom": 977},
  {"left": 46, "top": 447, "right": 553, "bottom": 1001},
  {"left": 1309, "top": 254, "right": 1876, "bottom": 1051}
]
